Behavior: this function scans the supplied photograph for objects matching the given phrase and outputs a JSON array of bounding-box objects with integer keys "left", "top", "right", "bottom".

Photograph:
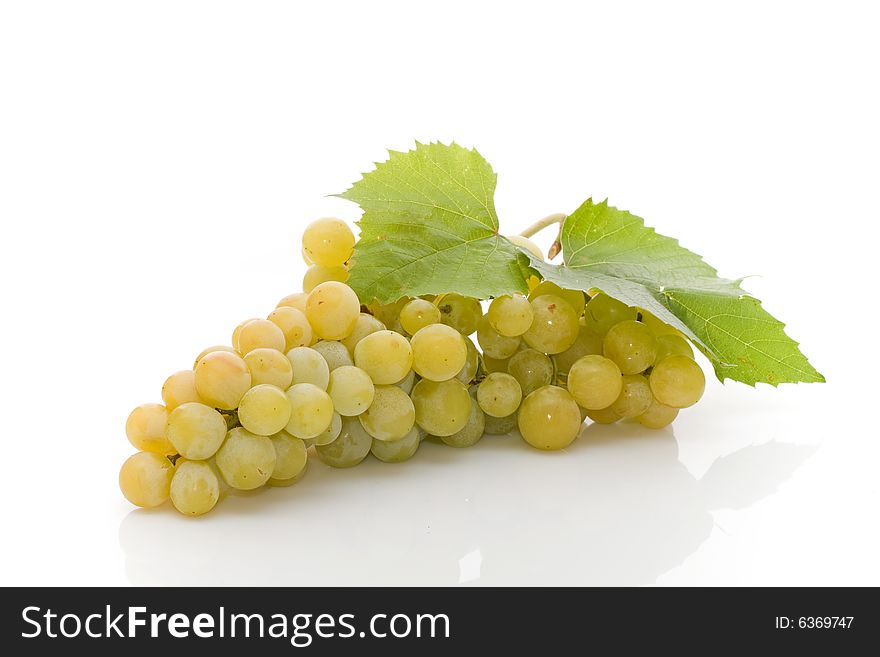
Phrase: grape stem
[{"left": 519, "top": 212, "right": 566, "bottom": 260}]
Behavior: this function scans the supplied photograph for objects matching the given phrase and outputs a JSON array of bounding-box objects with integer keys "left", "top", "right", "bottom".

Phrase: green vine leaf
[
  {"left": 338, "top": 142, "right": 530, "bottom": 304},
  {"left": 528, "top": 199, "right": 825, "bottom": 386},
  {"left": 340, "top": 142, "right": 823, "bottom": 387}
]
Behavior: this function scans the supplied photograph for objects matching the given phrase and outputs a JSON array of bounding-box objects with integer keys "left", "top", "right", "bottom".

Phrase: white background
[{"left": 1, "top": 1, "right": 876, "bottom": 586}]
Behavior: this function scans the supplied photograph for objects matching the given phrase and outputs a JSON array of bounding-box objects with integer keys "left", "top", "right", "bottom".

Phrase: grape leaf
[
  {"left": 527, "top": 199, "right": 824, "bottom": 386},
  {"left": 338, "top": 142, "right": 530, "bottom": 304}
]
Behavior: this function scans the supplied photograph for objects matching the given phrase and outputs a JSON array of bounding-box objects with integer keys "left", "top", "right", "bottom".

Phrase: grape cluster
[{"left": 119, "top": 222, "right": 707, "bottom": 516}]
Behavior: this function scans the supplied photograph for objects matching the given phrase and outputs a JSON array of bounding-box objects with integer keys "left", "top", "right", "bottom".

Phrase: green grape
[
  {"left": 517, "top": 385, "right": 582, "bottom": 451},
  {"left": 358, "top": 385, "right": 415, "bottom": 441},
  {"left": 370, "top": 426, "right": 421, "bottom": 463},
  {"left": 522, "top": 294, "right": 580, "bottom": 354},
  {"left": 411, "top": 378, "right": 471, "bottom": 437},
  {"left": 215, "top": 427, "right": 277, "bottom": 490},
  {"left": 410, "top": 323, "right": 467, "bottom": 382},
  {"left": 237, "top": 318, "right": 287, "bottom": 356},
  {"left": 637, "top": 398, "right": 679, "bottom": 429},
  {"left": 649, "top": 355, "right": 705, "bottom": 408},
  {"left": 609, "top": 374, "right": 653, "bottom": 418},
  {"left": 316, "top": 416, "right": 373, "bottom": 468},
  {"left": 455, "top": 337, "right": 480, "bottom": 384},
  {"left": 440, "top": 398, "right": 485, "bottom": 448},
  {"left": 268, "top": 431, "right": 308, "bottom": 481},
  {"left": 482, "top": 354, "right": 511, "bottom": 374},
  {"left": 353, "top": 330, "right": 414, "bottom": 384},
  {"left": 119, "top": 452, "right": 175, "bottom": 508},
  {"left": 395, "top": 369, "right": 417, "bottom": 395},
  {"left": 161, "top": 370, "right": 202, "bottom": 411},
  {"left": 301, "top": 217, "right": 355, "bottom": 267},
  {"left": 170, "top": 460, "right": 220, "bottom": 516},
  {"left": 653, "top": 334, "right": 694, "bottom": 364},
  {"left": 639, "top": 310, "right": 685, "bottom": 338},
  {"left": 399, "top": 298, "right": 441, "bottom": 335},
  {"left": 286, "top": 346, "right": 330, "bottom": 389},
  {"left": 166, "top": 402, "right": 228, "bottom": 459},
  {"left": 341, "top": 313, "right": 386, "bottom": 355},
  {"left": 284, "top": 383, "right": 334, "bottom": 439},
  {"left": 477, "top": 372, "right": 523, "bottom": 417},
  {"left": 311, "top": 411, "right": 342, "bottom": 446},
  {"left": 552, "top": 326, "right": 604, "bottom": 378},
  {"left": 528, "top": 281, "right": 585, "bottom": 316},
  {"left": 437, "top": 293, "right": 482, "bottom": 336},
  {"left": 276, "top": 292, "right": 308, "bottom": 313},
  {"left": 238, "top": 384, "right": 292, "bottom": 436},
  {"left": 244, "top": 348, "right": 293, "bottom": 389},
  {"left": 327, "top": 365, "right": 375, "bottom": 416},
  {"left": 567, "top": 355, "right": 623, "bottom": 410},
  {"left": 367, "top": 297, "right": 409, "bottom": 328},
  {"left": 476, "top": 314, "right": 521, "bottom": 359},
  {"left": 306, "top": 281, "right": 360, "bottom": 340},
  {"left": 603, "top": 320, "right": 657, "bottom": 375},
  {"left": 267, "top": 306, "right": 313, "bottom": 351},
  {"left": 268, "top": 459, "right": 309, "bottom": 487},
  {"left": 507, "top": 234, "right": 544, "bottom": 260},
  {"left": 586, "top": 406, "right": 622, "bottom": 424},
  {"left": 194, "top": 350, "right": 252, "bottom": 410},
  {"left": 483, "top": 411, "right": 518, "bottom": 435},
  {"left": 487, "top": 294, "right": 534, "bottom": 337},
  {"left": 232, "top": 317, "right": 260, "bottom": 352},
  {"left": 311, "top": 340, "right": 354, "bottom": 371},
  {"left": 126, "top": 403, "right": 174, "bottom": 454},
  {"left": 302, "top": 264, "right": 349, "bottom": 293},
  {"left": 583, "top": 293, "right": 637, "bottom": 335},
  {"left": 508, "top": 348, "right": 555, "bottom": 396}
]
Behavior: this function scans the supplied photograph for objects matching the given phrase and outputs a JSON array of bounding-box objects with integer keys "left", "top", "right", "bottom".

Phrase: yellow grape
[
  {"left": 567, "top": 355, "right": 623, "bottom": 410},
  {"left": 215, "top": 427, "right": 276, "bottom": 490},
  {"left": 354, "top": 330, "right": 414, "bottom": 384},
  {"left": 193, "top": 345, "right": 238, "bottom": 369},
  {"left": 161, "top": 370, "right": 202, "bottom": 411},
  {"left": 125, "top": 403, "right": 174, "bottom": 454},
  {"left": 238, "top": 384, "right": 292, "bottom": 436},
  {"left": 244, "top": 347, "right": 293, "bottom": 389},
  {"left": 194, "top": 350, "right": 252, "bottom": 410},
  {"left": 301, "top": 217, "right": 355, "bottom": 267},
  {"left": 358, "top": 385, "right": 415, "bottom": 441},
  {"left": 119, "top": 452, "right": 174, "bottom": 508},
  {"left": 517, "top": 385, "right": 582, "bottom": 450},
  {"left": 237, "top": 318, "right": 286, "bottom": 356},
  {"left": 341, "top": 313, "right": 386, "bottom": 355},
  {"left": 170, "top": 460, "right": 220, "bottom": 516},
  {"left": 303, "top": 264, "right": 349, "bottom": 293},
  {"left": 411, "top": 378, "right": 471, "bottom": 437},
  {"left": 166, "top": 402, "right": 228, "bottom": 459},
  {"left": 522, "top": 294, "right": 579, "bottom": 354},
  {"left": 487, "top": 294, "right": 534, "bottom": 337},
  {"left": 410, "top": 323, "right": 467, "bottom": 382},
  {"left": 267, "top": 306, "right": 313, "bottom": 350},
  {"left": 399, "top": 298, "right": 441, "bottom": 335},
  {"left": 306, "top": 281, "right": 360, "bottom": 340},
  {"left": 649, "top": 355, "right": 705, "bottom": 408}
]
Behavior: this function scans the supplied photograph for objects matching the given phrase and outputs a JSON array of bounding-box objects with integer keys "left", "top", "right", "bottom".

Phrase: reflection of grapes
[{"left": 119, "top": 216, "right": 711, "bottom": 516}]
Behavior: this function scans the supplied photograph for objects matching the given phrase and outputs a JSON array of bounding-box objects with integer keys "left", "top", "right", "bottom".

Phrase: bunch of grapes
[{"left": 120, "top": 219, "right": 707, "bottom": 516}]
